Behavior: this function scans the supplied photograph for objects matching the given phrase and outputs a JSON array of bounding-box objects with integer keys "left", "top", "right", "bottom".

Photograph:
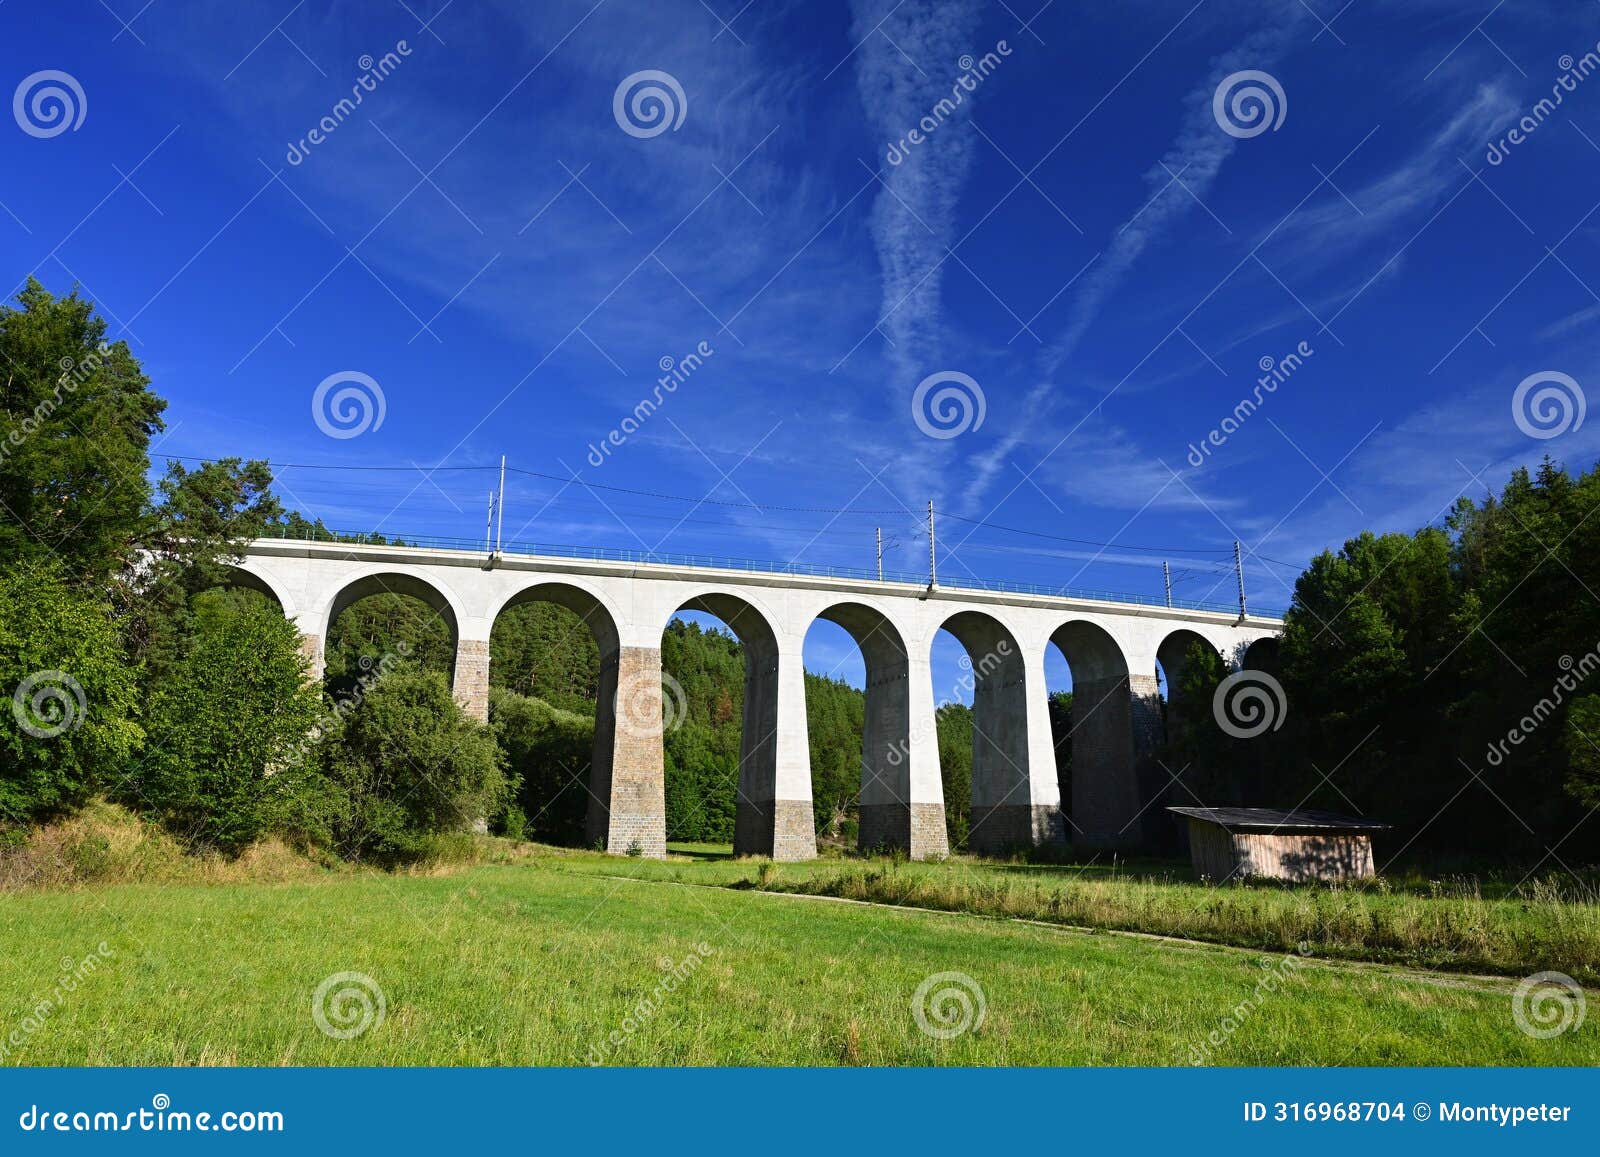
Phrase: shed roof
[{"left": 1166, "top": 806, "right": 1391, "bottom": 834}]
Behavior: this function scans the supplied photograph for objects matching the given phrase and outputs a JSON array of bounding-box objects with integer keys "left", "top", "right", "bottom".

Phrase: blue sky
[{"left": 5, "top": 0, "right": 1600, "bottom": 693}]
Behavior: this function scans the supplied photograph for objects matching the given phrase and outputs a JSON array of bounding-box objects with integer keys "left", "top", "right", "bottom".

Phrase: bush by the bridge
[
  {"left": 123, "top": 589, "right": 322, "bottom": 855},
  {"left": 311, "top": 668, "right": 510, "bottom": 865},
  {"left": 0, "top": 565, "right": 141, "bottom": 831}
]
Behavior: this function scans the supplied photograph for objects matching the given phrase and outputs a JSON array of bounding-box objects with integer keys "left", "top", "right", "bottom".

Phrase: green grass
[
  {"left": 2, "top": 847, "right": 1595, "bottom": 1066},
  {"left": 551, "top": 845, "right": 1600, "bottom": 983}
]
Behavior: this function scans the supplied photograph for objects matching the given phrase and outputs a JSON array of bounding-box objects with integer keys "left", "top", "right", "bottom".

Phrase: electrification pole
[
  {"left": 1163, "top": 560, "right": 1172, "bottom": 607},
  {"left": 496, "top": 455, "right": 507, "bottom": 555},
  {"left": 1234, "top": 540, "right": 1248, "bottom": 620},
  {"left": 927, "top": 500, "right": 937, "bottom": 588},
  {"left": 876, "top": 527, "right": 883, "bottom": 582}
]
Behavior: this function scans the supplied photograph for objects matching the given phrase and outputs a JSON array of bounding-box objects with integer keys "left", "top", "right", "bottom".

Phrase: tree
[
  {"left": 127, "top": 589, "right": 321, "bottom": 854},
  {"left": 1270, "top": 458, "right": 1600, "bottom": 862},
  {"left": 936, "top": 703, "right": 973, "bottom": 848},
  {"left": 489, "top": 601, "right": 602, "bottom": 714},
  {"left": 0, "top": 280, "right": 165, "bottom": 582},
  {"left": 491, "top": 686, "right": 590, "bottom": 844},
  {"left": 1566, "top": 696, "right": 1600, "bottom": 810},
  {"left": 318, "top": 668, "right": 509, "bottom": 862},
  {"left": 128, "top": 458, "right": 285, "bottom": 672},
  {"left": 0, "top": 565, "right": 141, "bottom": 827},
  {"left": 323, "top": 594, "right": 455, "bottom": 697}
]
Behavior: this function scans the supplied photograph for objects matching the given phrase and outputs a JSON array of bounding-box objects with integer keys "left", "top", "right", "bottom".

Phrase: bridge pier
[
  {"left": 734, "top": 640, "right": 816, "bottom": 860},
  {"left": 296, "top": 630, "right": 325, "bottom": 683},
  {"left": 587, "top": 645, "right": 668, "bottom": 858},
  {"left": 1069, "top": 672, "right": 1163, "bottom": 849},
  {"left": 859, "top": 651, "right": 948, "bottom": 859},
  {"left": 452, "top": 636, "right": 492, "bottom": 722},
  {"left": 947, "top": 613, "right": 1066, "bottom": 856}
]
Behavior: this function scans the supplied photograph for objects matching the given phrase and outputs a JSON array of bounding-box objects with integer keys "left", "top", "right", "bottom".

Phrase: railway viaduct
[{"left": 228, "top": 537, "right": 1282, "bottom": 861}]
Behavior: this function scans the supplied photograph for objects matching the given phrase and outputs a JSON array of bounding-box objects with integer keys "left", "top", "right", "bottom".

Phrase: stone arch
[
  {"left": 1242, "top": 635, "right": 1282, "bottom": 674},
  {"left": 318, "top": 570, "right": 463, "bottom": 700},
  {"left": 663, "top": 590, "right": 785, "bottom": 858},
  {"left": 939, "top": 610, "right": 1059, "bottom": 854},
  {"left": 811, "top": 602, "right": 944, "bottom": 858},
  {"left": 1049, "top": 619, "right": 1142, "bottom": 849},
  {"left": 1157, "top": 627, "right": 1220, "bottom": 735},
  {"left": 489, "top": 579, "right": 623, "bottom": 657},
  {"left": 488, "top": 581, "right": 626, "bottom": 849},
  {"left": 323, "top": 569, "right": 463, "bottom": 647},
  {"left": 216, "top": 562, "right": 293, "bottom": 616}
]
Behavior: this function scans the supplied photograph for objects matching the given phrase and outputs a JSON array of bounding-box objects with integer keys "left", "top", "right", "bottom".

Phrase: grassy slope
[{"left": 2, "top": 851, "right": 1595, "bottom": 1066}]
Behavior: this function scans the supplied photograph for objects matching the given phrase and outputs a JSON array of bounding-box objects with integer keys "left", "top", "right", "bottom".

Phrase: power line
[
  {"left": 155, "top": 452, "right": 1254, "bottom": 560},
  {"left": 936, "top": 510, "right": 1235, "bottom": 554}
]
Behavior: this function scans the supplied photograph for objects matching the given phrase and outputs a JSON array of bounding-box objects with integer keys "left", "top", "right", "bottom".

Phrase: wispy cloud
[
  {"left": 850, "top": 0, "right": 984, "bottom": 388},
  {"left": 1259, "top": 82, "right": 1519, "bottom": 271},
  {"left": 957, "top": 15, "right": 1304, "bottom": 515},
  {"left": 1041, "top": 16, "right": 1305, "bottom": 374}
]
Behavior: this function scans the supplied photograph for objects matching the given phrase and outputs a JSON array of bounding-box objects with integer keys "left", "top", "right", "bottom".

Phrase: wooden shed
[{"left": 1167, "top": 807, "right": 1391, "bottom": 882}]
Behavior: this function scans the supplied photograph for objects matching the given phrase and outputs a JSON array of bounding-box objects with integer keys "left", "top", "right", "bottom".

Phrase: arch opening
[
  {"left": 487, "top": 582, "right": 620, "bottom": 847},
  {"left": 1242, "top": 635, "right": 1282, "bottom": 675},
  {"left": 1156, "top": 628, "right": 1217, "bottom": 730},
  {"left": 809, "top": 603, "right": 944, "bottom": 858},
  {"left": 663, "top": 594, "right": 786, "bottom": 857},
  {"left": 937, "top": 611, "right": 1058, "bottom": 855},
  {"left": 1152, "top": 628, "right": 1225, "bottom": 849},
  {"left": 322, "top": 572, "right": 459, "bottom": 699},
  {"left": 1048, "top": 620, "right": 1141, "bottom": 850},
  {"left": 215, "top": 565, "right": 288, "bottom": 613}
]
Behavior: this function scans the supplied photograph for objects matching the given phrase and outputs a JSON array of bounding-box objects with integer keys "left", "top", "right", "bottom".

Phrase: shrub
[
  {"left": 318, "top": 668, "right": 509, "bottom": 864},
  {"left": 127, "top": 589, "right": 322, "bottom": 854},
  {"left": 0, "top": 564, "right": 141, "bottom": 827}
]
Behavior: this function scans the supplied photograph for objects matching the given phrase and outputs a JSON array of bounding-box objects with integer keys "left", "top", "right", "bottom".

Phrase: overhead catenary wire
[{"left": 155, "top": 452, "right": 1263, "bottom": 561}]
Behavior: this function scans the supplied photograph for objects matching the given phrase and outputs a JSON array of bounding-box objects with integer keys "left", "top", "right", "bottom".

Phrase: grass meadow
[{"left": 1, "top": 834, "right": 1596, "bottom": 1066}]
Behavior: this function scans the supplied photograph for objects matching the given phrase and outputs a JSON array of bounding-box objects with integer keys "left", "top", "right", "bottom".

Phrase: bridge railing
[{"left": 255, "top": 527, "right": 1287, "bottom": 618}]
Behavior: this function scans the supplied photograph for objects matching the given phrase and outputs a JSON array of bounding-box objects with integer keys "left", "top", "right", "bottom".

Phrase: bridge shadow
[{"left": 666, "top": 842, "right": 736, "bottom": 862}]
